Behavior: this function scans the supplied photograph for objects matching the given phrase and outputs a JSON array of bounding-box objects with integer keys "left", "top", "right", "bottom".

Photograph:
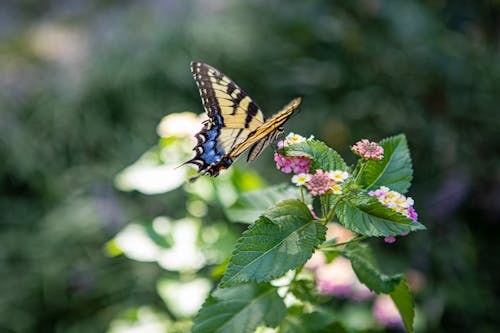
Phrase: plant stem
[
  {"left": 320, "top": 195, "right": 328, "bottom": 219},
  {"left": 300, "top": 186, "right": 305, "bottom": 203},
  {"left": 354, "top": 160, "right": 367, "bottom": 182},
  {"left": 319, "top": 235, "right": 368, "bottom": 250},
  {"left": 324, "top": 195, "right": 344, "bottom": 223}
]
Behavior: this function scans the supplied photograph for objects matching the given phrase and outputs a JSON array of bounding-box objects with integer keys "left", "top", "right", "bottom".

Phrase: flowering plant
[{"left": 193, "top": 133, "right": 425, "bottom": 333}]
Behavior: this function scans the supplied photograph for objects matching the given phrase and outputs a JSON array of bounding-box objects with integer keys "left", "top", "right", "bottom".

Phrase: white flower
[
  {"left": 284, "top": 133, "right": 307, "bottom": 146},
  {"left": 328, "top": 170, "right": 349, "bottom": 183},
  {"left": 292, "top": 173, "right": 311, "bottom": 186},
  {"left": 332, "top": 184, "right": 343, "bottom": 195}
]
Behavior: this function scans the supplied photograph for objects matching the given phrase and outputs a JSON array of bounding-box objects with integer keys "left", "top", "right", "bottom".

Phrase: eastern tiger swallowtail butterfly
[{"left": 184, "top": 61, "right": 301, "bottom": 182}]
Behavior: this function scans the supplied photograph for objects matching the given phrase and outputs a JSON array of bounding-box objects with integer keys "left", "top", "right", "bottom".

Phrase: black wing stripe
[{"left": 245, "top": 102, "right": 259, "bottom": 128}]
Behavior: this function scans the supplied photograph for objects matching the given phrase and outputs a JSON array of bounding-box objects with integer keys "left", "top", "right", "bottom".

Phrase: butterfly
[{"left": 184, "top": 61, "right": 301, "bottom": 182}]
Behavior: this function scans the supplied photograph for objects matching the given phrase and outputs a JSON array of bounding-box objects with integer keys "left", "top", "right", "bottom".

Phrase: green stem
[
  {"left": 354, "top": 160, "right": 367, "bottom": 182},
  {"left": 300, "top": 186, "right": 305, "bottom": 203},
  {"left": 324, "top": 195, "right": 344, "bottom": 223},
  {"left": 320, "top": 235, "right": 368, "bottom": 250},
  {"left": 320, "top": 195, "right": 328, "bottom": 219}
]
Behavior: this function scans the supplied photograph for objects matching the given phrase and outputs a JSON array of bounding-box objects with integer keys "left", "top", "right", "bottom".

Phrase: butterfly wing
[
  {"left": 244, "top": 97, "right": 302, "bottom": 162},
  {"left": 185, "top": 62, "right": 301, "bottom": 180}
]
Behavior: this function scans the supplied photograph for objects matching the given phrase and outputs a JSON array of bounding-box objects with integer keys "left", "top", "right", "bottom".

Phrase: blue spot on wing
[
  {"left": 205, "top": 126, "right": 219, "bottom": 141},
  {"left": 198, "top": 127, "right": 226, "bottom": 165}
]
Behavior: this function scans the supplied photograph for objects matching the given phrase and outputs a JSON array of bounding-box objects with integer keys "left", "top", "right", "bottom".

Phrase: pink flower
[
  {"left": 274, "top": 153, "right": 311, "bottom": 174},
  {"left": 315, "top": 256, "right": 356, "bottom": 297},
  {"left": 305, "top": 169, "right": 336, "bottom": 196},
  {"left": 313, "top": 256, "right": 374, "bottom": 301},
  {"left": 384, "top": 236, "right": 396, "bottom": 243},
  {"left": 369, "top": 186, "right": 419, "bottom": 243},
  {"left": 373, "top": 294, "right": 404, "bottom": 329},
  {"left": 407, "top": 206, "right": 418, "bottom": 222},
  {"left": 352, "top": 139, "right": 384, "bottom": 161},
  {"left": 304, "top": 251, "right": 326, "bottom": 272}
]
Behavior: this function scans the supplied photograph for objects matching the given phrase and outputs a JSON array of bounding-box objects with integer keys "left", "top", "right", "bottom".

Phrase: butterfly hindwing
[{"left": 185, "top": 62, "right": 301, "bottom": 180}]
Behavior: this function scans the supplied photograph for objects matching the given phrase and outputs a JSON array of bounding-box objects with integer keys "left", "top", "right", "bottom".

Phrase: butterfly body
[{"left": 185, "top": 62, "right": 301, "bottom": 181}]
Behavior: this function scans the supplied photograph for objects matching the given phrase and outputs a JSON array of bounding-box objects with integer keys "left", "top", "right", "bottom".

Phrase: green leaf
[
  {"left": 342, "top": 243, "right": 402, "bottom": 294},
  {"left": 390, "top": 277, "right": 415, "bottom": 333},
  {"left": 288, "top": 278, "right": 319, "bottom": 303},
  {"left": 336, "top": 196, "right": 426, "bottom": 237},
  {"left": 285, "top": 140, "right": 348, "bottom": 171},
  {"left": 220, "top": 200, "right": 327, "bottom": 288},
  {"left": 279, "top": 308, "right": 347, "bottom": 333},
  {"left": 360, "top": 134, "right": 413, "bottom": 193},
  {"left": 225, "top": 185, "right": 301, "bottom": 224},
  {"left": 192, "top": 284, "right": 286, "bottom": 333}
]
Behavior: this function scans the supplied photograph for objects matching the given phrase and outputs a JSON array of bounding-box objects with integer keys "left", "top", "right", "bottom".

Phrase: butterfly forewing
[{"left": 185, "top": 62, "right": 301, "bottom": 179}]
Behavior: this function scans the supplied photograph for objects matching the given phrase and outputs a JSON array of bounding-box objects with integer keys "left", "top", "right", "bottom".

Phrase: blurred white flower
[
  {"left": 112, "top": 218, "right": 205, "bottom": 271},
  {"left": 156, "top": 112, "right": 206, "bottom": 138},
  {"left": 29, "top": 23, "right": 87, "bottom": 72},
  {"left": 157, "top": 278, "right": 211, "bottom": 318}
]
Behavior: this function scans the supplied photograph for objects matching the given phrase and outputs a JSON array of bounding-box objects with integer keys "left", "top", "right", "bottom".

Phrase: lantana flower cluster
[
  {"left": 369, "top": 186, "right": 419, "bottom": 243},
  {"left": 275, "top": 133, "right": 350, "bottom": 196},
  {"left": 276, "top": 135, "right": 420, "bottom": 244},
  {"left": 274, "top": 133, "right": 312, "bottom": 174},
  {"left": 292, "top": 169, "right": 349, "bottom": 196},
  {"left": 351, "top": 139, "right": 384, "bottom": 161}
]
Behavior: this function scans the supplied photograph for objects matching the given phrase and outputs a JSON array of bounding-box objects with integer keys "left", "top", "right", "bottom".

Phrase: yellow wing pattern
[{"left": 185, "top": 61, "right": 301, "bottom": 181}]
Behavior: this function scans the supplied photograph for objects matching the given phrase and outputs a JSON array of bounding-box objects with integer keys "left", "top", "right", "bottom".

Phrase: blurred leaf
[
  {"left": 225, "top": 185, "right": 301, "bottom": 223},
  {"left": 285, "top": 140, "right": 348, "bottom": 171},
  {"left": 324, "top": 250, "right": 341, "bottom": 263},
  {"left": 336, "top": 196, "right": 426, "bottom": 237},
  {"left": 211, "top": 258, "right": 229, "bottom": 280},
  {"left": 192, "top": 284, "right": 286, "bottom": 333},
  {"left": 342, "top": 243, "right": 402, "bottom": 294},
  {"left": 390, "top": 277, "right": 415, "bottom": 333},
  {"left": 360, "top": 134, "right": 413, "bottom": 193},
  {"left": 279, "top": 308, "right": 347, "bottom": 333},
  {"left": 220, "top": 200, "right": 326, "bottom": 287},
  {"left": 231, "top": 168, "right": 266, "bottom": 191},
  {"left": 289, "top": 277, "right": 320, "bottom": 303}
]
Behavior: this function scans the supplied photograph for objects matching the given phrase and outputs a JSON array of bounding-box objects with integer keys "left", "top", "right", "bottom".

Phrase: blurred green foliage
[{"left": 1, "top": 0, "right": 499, "bottom": 332}]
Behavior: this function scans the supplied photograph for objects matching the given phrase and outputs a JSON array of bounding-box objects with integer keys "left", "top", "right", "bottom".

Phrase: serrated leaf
[
  {"left": 220, "top": 200, "right": 327, "bottom": 288},
  {"left": 225, "top": 185, "right": 301, "bottom": 224},
  {"left": 360, "top": 134, "right": 413, "bottom": 193},
  {"left": 342, "top": 243, "right": 402, "bottom": 294},
  {"left": 336, "top": 196, "right": 426, "bottom": 237},
  {"left": 390, "top": 277, "right": 415, "bottom": 333},
  {"left": 285, "top": 140, "right": 348, "bottom": 171},
  {"left": 192, "top": 284, "right": 286, "bottom": 333}
]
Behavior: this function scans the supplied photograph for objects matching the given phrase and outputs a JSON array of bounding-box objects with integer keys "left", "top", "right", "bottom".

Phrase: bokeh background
[{"left": 1, "top": 1, "right": 499, "bottom": 332}]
